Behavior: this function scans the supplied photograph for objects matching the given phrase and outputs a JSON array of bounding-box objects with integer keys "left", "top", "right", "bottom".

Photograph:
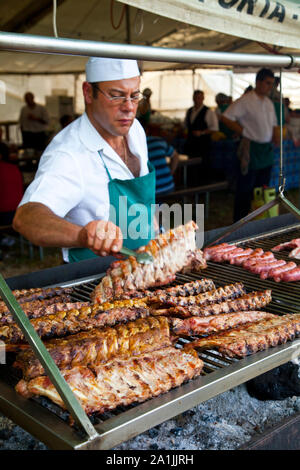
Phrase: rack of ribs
[
  {"left": 13, "top": 316, "right": 172, "bottom": 380},
  {"left": 170, "top": 311, "right": 275, "bottom": 336},
  {"left": 15, "top": 347, "right": 203, "bottom": 416},
  {"left": 0, "top": 300, "right": 150, "bottom": 344},
  {"left": 113, "top": 278, "right": 216, "bottom": 300},
  {"left": 151, "top": 283, "right": 246, "bottom": 308},
  {"left": 92, "top": 221, "right": 207, "bottom": 304},
  {"left": 184, "top": 313, "right": 300, "bottom": 358},
  {"left": 0, "top": 299, "right": 89, "bottom": 325},
  {"left": 153, "top": 290, "right": 272, "bottom": 317},
  {"left": 0, "top": 286, "right": 73, "bottom": 307}
]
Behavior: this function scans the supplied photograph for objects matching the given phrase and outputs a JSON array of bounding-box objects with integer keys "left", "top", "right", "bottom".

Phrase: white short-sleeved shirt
[
  {"left": 223, "top": 90, "right": 277, "bottom": 143},
  {"left": 19, "top": 112, "right": 149, "bottom": 261}
]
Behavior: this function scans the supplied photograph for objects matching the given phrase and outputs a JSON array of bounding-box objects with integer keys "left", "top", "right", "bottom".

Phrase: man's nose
[{"left": 121, "top": 98, "right": 135, "bottom": 111}]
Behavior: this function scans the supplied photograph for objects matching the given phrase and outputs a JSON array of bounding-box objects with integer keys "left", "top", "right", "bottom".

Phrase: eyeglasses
[{"left": 92, "top": 84, "right": 142, "bottom": 105}]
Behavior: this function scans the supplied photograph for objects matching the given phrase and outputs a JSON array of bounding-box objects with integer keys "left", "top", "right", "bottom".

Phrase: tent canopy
[{"left": 0, "top": 0, "right": 300, "bottom": 75}]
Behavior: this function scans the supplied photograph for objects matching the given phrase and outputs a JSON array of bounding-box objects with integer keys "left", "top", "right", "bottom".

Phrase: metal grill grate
[{"left": 1, "top": 224, "right": 300, "bottom": 449}]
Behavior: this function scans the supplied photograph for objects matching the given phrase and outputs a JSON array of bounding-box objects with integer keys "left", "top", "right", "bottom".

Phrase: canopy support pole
[{"left": 0, "top": 32, "right": 299, "bottom": 69}]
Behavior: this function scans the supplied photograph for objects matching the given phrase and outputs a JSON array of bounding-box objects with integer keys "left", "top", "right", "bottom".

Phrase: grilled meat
[
  {"left": 170, "top": 311, "right": 275, "bottom": 336},
  {"left": 184, "top": 313, "right": 300, "bottom": 358},
  {"left": 154, "top": 290, "right": 272, "bottom": 317},
  {"left": 147, "top": 278, "right": 215, "bottom": 298},
  {"left": 231, "top": 248, "right": 264, "bottom": 266},
  {"left": 15, "top": 347, "right": 203, "bottom": 416},
  {"left": 289, "top": 247, "right": 300, "bottom": 260},
  {"left": 14, "top": 316, "right": 172, "bottom": 380},
  {"left": 203, "top": 243, "right": 236, "bottom": 261},
  {"left": 0, "top": 294, "right": 73, "bottom": 316},
  {"left": 280, "top": 267, "right": 300, "bottom": 282},
  {"left": 0, "top": 287, "right": 73, "bottom": 307},
  {"left": 272, "top": 238, "right": 300, "bottom": 252},
  {"left": 92, "top": 221, "right": 207, "bottom": 304},
  {"left": 204, "top": 242, "right": 300, "bottom": 282},
  {"left": 111, "top": 278, "right": 215, "bottom": 301},
  {"left": 0, "top": 303, "right": 150, "bottom": 344},
  {"left": 152, "top": 283, "right": 246, "bottom": 308},
  {"left": 0, "top": 299, "right": 88, "bottom": 325},
  {"left": 265, "top": 262, "right": 297, "bottom": 282}
]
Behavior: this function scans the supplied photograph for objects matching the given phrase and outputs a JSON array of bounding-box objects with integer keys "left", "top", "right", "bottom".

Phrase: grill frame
[{"left": 1, "top": 222, "right": 300, "bottom": 449}]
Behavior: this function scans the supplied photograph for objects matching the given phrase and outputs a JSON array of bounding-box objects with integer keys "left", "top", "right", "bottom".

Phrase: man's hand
[
  {"left": 192, "top": 130, "right": 204, "bottom": 137},
  {"left": 78, "top": 220, "right": 123, "bottom": 257}
]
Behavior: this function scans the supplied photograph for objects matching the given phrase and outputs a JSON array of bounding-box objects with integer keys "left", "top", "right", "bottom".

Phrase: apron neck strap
[{"left": 98, "top": 149, "right": 113, "bottom": 181}]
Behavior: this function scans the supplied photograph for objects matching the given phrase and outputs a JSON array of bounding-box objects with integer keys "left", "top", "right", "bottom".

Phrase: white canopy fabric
[
  {"left": 119, "top": 0, "right": 300, "bottom": 50},
  {"left": 0, "top": 0, "right": 299, "bottom": 75},
  {"left": 1, "top": 0, "right": 300, "bottom": 141}
]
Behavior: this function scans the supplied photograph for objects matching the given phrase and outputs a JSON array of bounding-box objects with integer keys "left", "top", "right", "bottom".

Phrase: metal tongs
[{"left": 120, "top": 246, "right": 153, "bottom": 264}]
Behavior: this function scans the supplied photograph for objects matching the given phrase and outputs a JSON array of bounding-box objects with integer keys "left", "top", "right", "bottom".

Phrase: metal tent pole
[{"left": 0, "top": 32, "right": 299, "bottom": 68}]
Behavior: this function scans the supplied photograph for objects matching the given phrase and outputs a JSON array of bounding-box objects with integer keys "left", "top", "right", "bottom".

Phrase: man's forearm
[
  {"left": 13, "top": 202, "right": 82, "bottom": 248},
  {"left": 220, "top": 115, "right": 243, "bottom": 135}
]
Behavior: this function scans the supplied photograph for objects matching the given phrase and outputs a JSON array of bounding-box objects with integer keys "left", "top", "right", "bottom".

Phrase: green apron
[
  {"left": 68, "top": 150, "right": 156, "bottom": 263},
  {"left": 249, "top": 141, "right": 274, "bottom": 170}
]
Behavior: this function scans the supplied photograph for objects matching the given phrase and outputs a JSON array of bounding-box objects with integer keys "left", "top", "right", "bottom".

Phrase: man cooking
[{"left": 13, "top": 57, "right": 156, "bottom": 263}]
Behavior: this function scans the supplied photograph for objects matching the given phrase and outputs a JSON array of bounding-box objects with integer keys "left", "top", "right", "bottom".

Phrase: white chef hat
[{"left": 86, "top": 57, "right": 140, "bottom": 83}]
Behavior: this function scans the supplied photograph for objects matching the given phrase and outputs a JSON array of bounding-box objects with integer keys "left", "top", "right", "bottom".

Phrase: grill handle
[{"left": 0, "top": 274, "right": 98, "bottom": 441}]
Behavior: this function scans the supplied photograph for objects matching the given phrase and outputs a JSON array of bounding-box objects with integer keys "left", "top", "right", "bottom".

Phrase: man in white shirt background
[
  {"left": 19, "top": 92, "right": 50, "bottom": 151},
  {"left": 184, "top": 89, "right": 219, "bottom": 185},
  {"left": 13, "top": 58, "right": 156, "bottom": 263},
  {"left": 220, "top": 68, "right": 278, "bottom": 222}
]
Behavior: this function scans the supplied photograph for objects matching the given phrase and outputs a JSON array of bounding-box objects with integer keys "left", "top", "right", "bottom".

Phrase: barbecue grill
[{"left": 1, "top": 214, "right": 300, "bottom": 450}]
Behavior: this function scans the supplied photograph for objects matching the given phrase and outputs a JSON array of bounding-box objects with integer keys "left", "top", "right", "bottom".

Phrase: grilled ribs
[
  {"left": 170, "top": 311, "right": 275, "bottom": 336},
  {"left": 0, "top": 303, "right": 150, "bottom": 344},
  {"left": 0, "top": 299, "right": 89, "bottom": 325},
  {"left": 16, "top": 347, "right": 203, "bottom": 416},
  {"left": 0, "top": 287, "right": 73, "bottom": 308},
  {"left": 152, "top": 283, "right": 246, "bottom": 308},
  {"left": 92, "top": 221, "right": 206, "bottom": 304},
  {"left": 184, "top": 313, "right": 300, "bottom": 358},
  {"left": 154, "top": 290, "right": 272, "bottom": 317},
  {"left": 113, "top": 278, "right": 215, "bottom": 301},
  {"left": 14, "top": 316, "right": 172, "bottom": 380}
]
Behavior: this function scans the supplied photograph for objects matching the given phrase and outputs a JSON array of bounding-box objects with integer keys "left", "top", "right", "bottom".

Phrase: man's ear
[{"left": 82, "top": 81, "right": 93, "bottom": 104}]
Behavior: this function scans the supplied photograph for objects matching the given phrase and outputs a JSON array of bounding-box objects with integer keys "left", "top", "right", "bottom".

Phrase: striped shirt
[{"left": 147, "top": 136, "right": 175, "bottom": 195}]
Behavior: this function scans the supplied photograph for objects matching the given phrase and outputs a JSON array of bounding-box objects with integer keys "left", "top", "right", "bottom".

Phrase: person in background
[
  {"left": 215, "top": 93, "right": 234, "bottom": 140},
  {"left": 0, "top": 126, "right": 10, "bottom": 161},
  {"left": 184, "top": 89, "right": 219, "bottom": 159},
  {"left": 19, "top": 92, "right": 49, "bottom": 151},
  {"left": 244, "top": 85, "right": 253, "bottom": 95},
  {"left": 269, "top": 76, "right": 285, "bottom": 126},
  {"left": 0, "top": 141, "right": 23, "bottom": 226},
  {"left": 220, "top": 68, "right": 278, "bottom": 222},
  {"left": 136, "top": 88, "right": 153, "bottom": 129},
  {"left": 284, "top": 97, "right": 292, "bottom": 124},
  {"left": 146, "top": 123, "right": 180, "bottom": 196},
  {"left": 184, "top": 89, "right": 219, "bottom": 185}
]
